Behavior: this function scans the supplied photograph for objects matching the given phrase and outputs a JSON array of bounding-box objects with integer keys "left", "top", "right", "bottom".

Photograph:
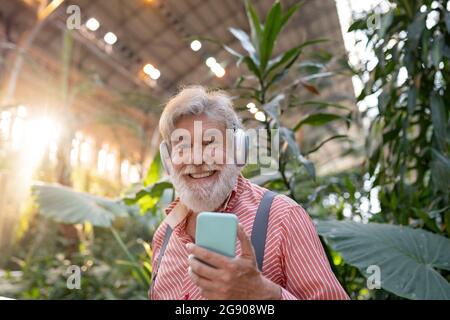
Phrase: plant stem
[{"left": 110, "top": 227, "right": 150, "bottom": 287}]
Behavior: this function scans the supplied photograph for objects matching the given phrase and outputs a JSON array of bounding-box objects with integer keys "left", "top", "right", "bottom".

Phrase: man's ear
[{"left": 160, "top": 141, "right": 172, "bottom": 175}]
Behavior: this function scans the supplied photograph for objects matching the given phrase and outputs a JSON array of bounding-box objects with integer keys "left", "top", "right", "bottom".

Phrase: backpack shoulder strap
[
  {"left": 152, "top": 224, "right": 173, "bottom": 283},
  {"left": 251, "top": 190, "right": 277, "bottom": 271}
]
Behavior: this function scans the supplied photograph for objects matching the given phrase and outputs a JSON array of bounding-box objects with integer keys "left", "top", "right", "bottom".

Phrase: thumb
[{"left": 237, "top": 224, "right": 255, "bottom": 258}]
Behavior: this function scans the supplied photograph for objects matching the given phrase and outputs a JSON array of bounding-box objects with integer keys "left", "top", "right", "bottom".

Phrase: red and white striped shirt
[{"left": 149, "top": 175, "right": 349, "bottom": 300}]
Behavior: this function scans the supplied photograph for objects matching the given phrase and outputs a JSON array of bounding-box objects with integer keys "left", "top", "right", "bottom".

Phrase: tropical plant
[
  {"left": 205, "top": 0, "right": 354, "bottom": 202},
  {"left": 26, "top": 0, "right": 359, "bottom": 299},
  {"left": 15, "top": 151, "right": 174, "bottom": 299},
  {"left": 317, "top": 0, "right": 450, "bottom": 300},
  {"left": 15, "top": 0, "right": 450, "bottom": 301},
  {"left": 31, "top": 183, "right": 152, "bottom": 289},
  {"left": 317, "top": 220, "right": 450, "bottom": 299},
  {"left": 350, "top": 0, "right": 449, "bottom": 232}
]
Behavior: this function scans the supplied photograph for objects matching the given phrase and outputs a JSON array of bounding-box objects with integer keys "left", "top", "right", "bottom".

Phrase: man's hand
[{"left": 186, "top": 224, "right": 281, "bottom": 300}]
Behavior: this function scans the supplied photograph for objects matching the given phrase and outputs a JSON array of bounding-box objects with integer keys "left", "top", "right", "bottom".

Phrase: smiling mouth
[{"left": 187, "top": 170, "right": 217, "bottom": 179}]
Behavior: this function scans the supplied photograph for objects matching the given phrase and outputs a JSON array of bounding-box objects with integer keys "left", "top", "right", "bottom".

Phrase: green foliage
[
  {"left": 222, "top": 0, "right": 353, "bottom": 202},
  {"left": 232, "top": 0, "right": 450, "bottom": 300},
  {"left": 124, "top": 151, "right": 174, "bottom": 215},
  {"left": 318, "top": 0, "right": 450, "bottom": 299},
  {"left": 317, "top": 220, "right": 450, "bottom": 299},
  {"left": 6, "top": 0, "right": 449, "bottom": 301},
  {"left": 351, "top": 0, "right": 449, "bottom": 232},
  {"left": 32, "top": 184, "right": 128, "bottom": 228},
  {"left": 1, "top": 217, "right": 153, "bottom": 299}
]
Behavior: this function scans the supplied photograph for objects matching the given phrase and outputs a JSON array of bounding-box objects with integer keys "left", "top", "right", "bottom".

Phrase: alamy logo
[
  {"left": 66, "top": 5, "right": 81, "bottom": 30},
  {"left": 367, "top": 13, "right": 381, "bottom": 31},
  {"left": 66, "top": 265, "right": 81, "bottom": 290},
  {"left": 366, "top": 265, "right": 381, "bottom": 289}
]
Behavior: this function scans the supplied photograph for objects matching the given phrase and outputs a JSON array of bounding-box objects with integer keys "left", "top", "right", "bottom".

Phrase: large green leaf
[
  {"left": 245, "top": 0, "right": 263, "bottom": 57},
  {"left": 293, "top": 113, "right": 348, "bottom": 131},
  {"left": 407, "top": 85, "right": 417, "bottom": 115},
  {"left": 228, "top": 27, "right": 258, "bottom": 64},
  {"left": 317, "top": 220, "right": 450, "bottom": 300},
  {"left": 407, "top": 12, "right": 427, "bottom": 48},
  {"left": 298, "top": 100, "right": 352, "bottom": 111},
  {"left": 143, "top": 150, "right": 162, "bottom": 187},
  {"left": 431, "top": 34, "right": 444, "bottom": 68},
  {"left": 265, "top": 39, "right": 327, "bottom": 82},
  {"left": 241, "top": 56, "right": 262, "bottom": 79},
  {"left": 348, "top": 19, "right": 367, "bottom": 32},
  {"left": 431, "top": 149, "right": 450, "bottom": 193},
  {"left": 123, "top": 181, "right": 173, "bottom": 205},
  {"left": 378, "top": 10, "right": 394, "bottom": 39},
  {"left": 262, "top": 93, "right": 284, "bottom": 125},
  {"left": 279, "top": 127, "right": 315, "bottom": 179},
  {"left": 445, "top": 12, "right": 450, "bottom": 35},
  {"left": 430, "top": 92, "right": 447, "bottom": 151},
  {"left": 305, "top": 134, "right": 349, "bottom": 155},
  {"left": 259, "top": 2, "right": 282, "bottom": 72},
  {"left": 280, "top": 1, "right": 302, "bottom": 29},
  {"left": 259, "top": 1, "right": 302, "bottom": 74},
  {"left": 266, "top": 45, "right": 302, "bottom": 79},
  {"left": 32, "top": 184, "right": 128, "bottom": 227}
]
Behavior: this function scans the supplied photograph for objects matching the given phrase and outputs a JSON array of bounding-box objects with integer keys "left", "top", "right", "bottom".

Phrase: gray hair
[{"left": 159, "top": 85, "right": 243, "bottom": 146}]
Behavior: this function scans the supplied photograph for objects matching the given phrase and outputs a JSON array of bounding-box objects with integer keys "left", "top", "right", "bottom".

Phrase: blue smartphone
[{"left": 195, "top": 212, "right": 238, "bottom": 258}]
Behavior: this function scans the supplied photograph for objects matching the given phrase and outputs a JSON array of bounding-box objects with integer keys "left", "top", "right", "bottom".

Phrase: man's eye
[{"left": 175, "top": 144, "right": 190, "bottom": 152}]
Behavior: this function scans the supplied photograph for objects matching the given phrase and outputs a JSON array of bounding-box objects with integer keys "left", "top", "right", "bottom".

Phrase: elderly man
[{"left": 149, "top": 86, "right": 349, "bottom": 300}]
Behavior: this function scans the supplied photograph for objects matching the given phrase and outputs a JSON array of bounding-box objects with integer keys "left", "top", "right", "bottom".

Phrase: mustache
[{"left": 176, "top": 164, "right": 222, "bottom": 175}]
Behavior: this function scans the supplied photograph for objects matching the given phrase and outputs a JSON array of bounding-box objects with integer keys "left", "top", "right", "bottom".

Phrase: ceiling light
[
  {"left": 214, "top": 68, "right": 226, "bottom": 78},
  {"left": 149, "top": 68, "right": 161, "bottom": 80},
  {"left": 143, "top": 63, "right": 155, "bottom": 75},
  {"left": 190, "top": 40, "right": 202, "bottom": 51},
  {"left": 86, "top": 17, "right": 100, "bottom": 31},
  {"left": 249, "top": 106, "right": 258, "bottom": 114},
  {"left": 254, "top": 111, "right": 266, "bottom": 122},
  {"left": 205, "top": 57, "right": 216, "bottom": 68},
  {"left": 247, "top": 102, "right": 256, "bottom": 109},
  {"left": 104, "top": 32, "right": 117, "bottom": 45},
  {"left": 143, "top": 63, "right": 160, "bottom": 80},
  {"left": 211, "top": 64, "right": 225, "bottom": 78}
]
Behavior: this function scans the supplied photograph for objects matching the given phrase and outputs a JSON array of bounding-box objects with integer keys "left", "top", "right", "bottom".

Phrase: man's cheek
[{"left": 172, "top": 148, "right": 193, "bottom": 165}]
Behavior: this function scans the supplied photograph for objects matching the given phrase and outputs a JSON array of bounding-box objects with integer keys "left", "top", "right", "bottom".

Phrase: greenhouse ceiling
[{"left": 0, "top": 0, "right": 350, "bottom": 98}]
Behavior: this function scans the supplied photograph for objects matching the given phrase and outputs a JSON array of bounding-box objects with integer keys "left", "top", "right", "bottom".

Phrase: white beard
[{"left": 170, "top": 164, "right": 240, "bottom": 213}]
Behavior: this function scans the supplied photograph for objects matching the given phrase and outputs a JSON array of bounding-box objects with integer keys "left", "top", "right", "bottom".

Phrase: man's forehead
[
  {"left": 175, "top": 115, "right": 224, "bottom": 129},
  {"left": 170, "top": 116, "right": 226, "bottom": 144}
]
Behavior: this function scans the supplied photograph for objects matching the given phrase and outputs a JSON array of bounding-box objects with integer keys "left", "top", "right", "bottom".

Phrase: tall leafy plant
[
  {"left": 218, "top": 0, "right": 353, "bottom": 201},
  {"left": 351, "top": 0, "right": 449, "bottom": 232},
  {"left": 317, "top": 0, "right": 450, "bottom": 300}
]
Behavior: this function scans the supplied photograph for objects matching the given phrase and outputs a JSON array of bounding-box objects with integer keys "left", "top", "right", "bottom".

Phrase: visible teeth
[{"left": 189, "top": 171, "right": 214, "bottom": 179}]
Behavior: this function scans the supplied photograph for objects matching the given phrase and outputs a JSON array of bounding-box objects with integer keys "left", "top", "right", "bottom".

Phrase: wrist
[{"left": 260, "top": 275, "right": 282, "bottom": 300}]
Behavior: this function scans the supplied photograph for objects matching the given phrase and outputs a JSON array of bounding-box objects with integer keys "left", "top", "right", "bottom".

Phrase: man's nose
[{"left": 192, "top": 142, "right": 204, "bottom": 165}]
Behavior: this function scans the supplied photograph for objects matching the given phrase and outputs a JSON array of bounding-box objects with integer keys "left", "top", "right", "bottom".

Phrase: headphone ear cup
[
  {"left": 159, "top": 141, "right": 172, "bottom": 175},
  {"left": 234, "top": 129, "right": 248, "bottom": 166}
]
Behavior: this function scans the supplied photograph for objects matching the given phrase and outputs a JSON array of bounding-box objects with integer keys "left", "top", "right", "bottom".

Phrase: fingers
[
  {"left": 186, "top": 243, "right": 232, "bottom": 269},
  {"left": 237, "top": 223, "right": 255, "bottom": 258},
  {"left": 188, "top": 267, "right": 217, "bottom": 291},
  {"left": 188, "top": 254, "right": 221, "bottom": 280}
]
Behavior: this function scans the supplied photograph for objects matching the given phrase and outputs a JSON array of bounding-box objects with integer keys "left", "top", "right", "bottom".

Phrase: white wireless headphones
[{"left": 159, "top": 129, "right": 249, "bottom": 175}]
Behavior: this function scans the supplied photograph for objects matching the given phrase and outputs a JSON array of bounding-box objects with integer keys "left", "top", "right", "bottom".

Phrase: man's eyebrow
[
  {"left": 172, "top": 140, "right": 191, "bottom": 147},
  {"left": 203, "top": 135, "right": 216, "bottom": 142}
]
